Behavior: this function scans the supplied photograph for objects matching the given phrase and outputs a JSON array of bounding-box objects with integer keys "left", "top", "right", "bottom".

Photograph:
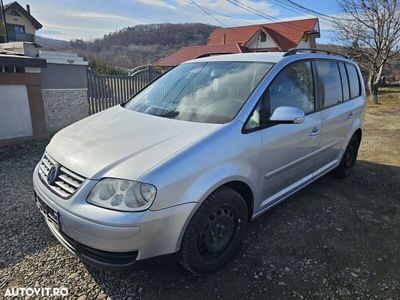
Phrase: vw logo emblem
[{"left": 47, "top": 164, "right": 60, "bottom": 185}]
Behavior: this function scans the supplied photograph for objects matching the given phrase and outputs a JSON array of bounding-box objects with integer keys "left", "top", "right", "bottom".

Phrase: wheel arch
[
  {"left": 175, "top": 178, "right": 255, "bottom": 252},
  {"left": 354, "top": 128, "right": 362, "bottom": 144},
  {"left": 224, "top": 181, "right": 254, "bottom": 221}
]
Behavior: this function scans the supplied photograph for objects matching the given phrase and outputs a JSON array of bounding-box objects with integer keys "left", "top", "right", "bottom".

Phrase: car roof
[{"left": 183, "top": 51, "right": 354, "bottom": 65}]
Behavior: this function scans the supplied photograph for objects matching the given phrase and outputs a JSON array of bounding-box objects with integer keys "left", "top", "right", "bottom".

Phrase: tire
[
  {"left": 332, "top": 134, "right": 360, "bottom": 178},
  {"left": 178, "top": 187, "right": 248, "bottom": 275}
]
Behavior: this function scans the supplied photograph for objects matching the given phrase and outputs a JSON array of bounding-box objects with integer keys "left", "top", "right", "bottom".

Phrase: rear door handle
[
  {"left": 310, "top": 127, "right": 320, "bottom": 136},
  {"left": 347, "top": 112, "right": 354, "bottom": 119}
]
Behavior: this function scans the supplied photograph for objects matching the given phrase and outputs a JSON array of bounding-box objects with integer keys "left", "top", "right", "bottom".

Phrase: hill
[
  {"left": 35, "top": 35, "right": 70, "bottom": 50},
  {"left": 65, "top": 23, "right": 216, "bottom": 70}
]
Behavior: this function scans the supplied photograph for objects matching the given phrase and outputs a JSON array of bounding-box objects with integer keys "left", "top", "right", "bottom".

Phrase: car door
[
  {"left": 244, "top": 60, "right": 324, "bottom": 210},
  {"left": 314, "top": 60, "right": 350, "bottom": 172}
]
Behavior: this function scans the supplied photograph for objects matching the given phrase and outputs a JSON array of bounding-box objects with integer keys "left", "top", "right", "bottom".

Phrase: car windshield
[{"left": 124, "top": 61, "right": 274, "bottom": 124}]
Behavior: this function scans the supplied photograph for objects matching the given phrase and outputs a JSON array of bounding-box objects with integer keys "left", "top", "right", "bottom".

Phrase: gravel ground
[{"left": 1, "top": 104, "right": 399, "bottom": 299}]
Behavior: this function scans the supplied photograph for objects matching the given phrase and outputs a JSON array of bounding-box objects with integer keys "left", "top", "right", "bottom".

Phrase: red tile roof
[
  {"left": 207, "top": 18, "right": 319, "bottom": 50},
  {"left": 155, "top": 43, "right": 244, "bottom": 67},
  {"left": 155, "top": 18, "right": 319, "bottom": 67}
]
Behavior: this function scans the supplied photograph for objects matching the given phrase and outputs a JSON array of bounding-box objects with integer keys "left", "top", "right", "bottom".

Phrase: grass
[{"left": 367, "top": 86, "right": 400, "bottom": 107}]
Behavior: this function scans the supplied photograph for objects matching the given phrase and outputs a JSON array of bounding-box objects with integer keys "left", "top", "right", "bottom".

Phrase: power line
[
  {"left": 267, "top": 0, "right": 334, "bottom": 28},
  {"left": 272, "top": 0, "right": 356, "bottom": 23},
  {"left": 188, "top": 0, "right": 249, "bottom": 39},
  {"left": 281, "top": 0, "right": 347, "bottom": 21},
  {"left": 226, "top": 0, "right": 314, "bottom": 32},
  {"left": 202, "top": 5, "right": 253, "bottom": 24},
  {"left": 188, "top": 0, "right": 230, "bottom": 28}
]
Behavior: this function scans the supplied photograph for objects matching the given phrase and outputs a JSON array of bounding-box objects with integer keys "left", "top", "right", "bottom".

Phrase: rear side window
[
  {"left": 338, "top": 62, "right": 350, "bottom": 101},
  {"left": 346, "top": 63, "right": 361, "bottom": 98},
  {"left": 315, "top": 60, "right": 342, "bottom": 108}
]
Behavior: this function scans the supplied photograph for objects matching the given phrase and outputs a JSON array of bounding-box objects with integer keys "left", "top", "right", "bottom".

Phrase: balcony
[{"left": 7, "top": 32, "right": 35, "bottom": 43}]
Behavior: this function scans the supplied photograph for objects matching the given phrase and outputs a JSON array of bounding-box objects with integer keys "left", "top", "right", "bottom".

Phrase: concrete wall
[
  {"left": 40, "top": 51, "right": 89, "bottom": 135},
  {"left": 41, "top": 63, "right": 87, "bottom": 89},
  {"left": 42, "top": 89, "right": 88, "bottom": 135}
]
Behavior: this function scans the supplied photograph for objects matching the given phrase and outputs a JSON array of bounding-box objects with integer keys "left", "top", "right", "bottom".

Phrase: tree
[{"left": 334, "top": 0, "right": 400, "bottom": 103}]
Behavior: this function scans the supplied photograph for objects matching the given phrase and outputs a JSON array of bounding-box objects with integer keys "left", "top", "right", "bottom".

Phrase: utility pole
[{"left": 0, "top": 0, "right": 8, "bottom": 42}]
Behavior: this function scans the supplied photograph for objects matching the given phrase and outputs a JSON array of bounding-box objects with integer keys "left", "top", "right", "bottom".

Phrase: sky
[{"left": 8, "top": 0, "right": 343, "bottom": 43}]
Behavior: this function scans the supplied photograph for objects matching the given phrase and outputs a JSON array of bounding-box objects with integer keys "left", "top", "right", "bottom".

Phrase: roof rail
[{"left": 283, "top": 48, "right": 349, "bottom": 59}]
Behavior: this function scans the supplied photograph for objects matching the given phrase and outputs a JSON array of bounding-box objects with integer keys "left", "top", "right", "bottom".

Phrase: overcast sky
[{"left": 9, "top": 0, "right": 342, "bottom": 43}]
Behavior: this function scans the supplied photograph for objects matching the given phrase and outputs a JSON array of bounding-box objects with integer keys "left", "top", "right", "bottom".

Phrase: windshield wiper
[{"left": 155, "top": 110, "right": 179, "bottom": 119}]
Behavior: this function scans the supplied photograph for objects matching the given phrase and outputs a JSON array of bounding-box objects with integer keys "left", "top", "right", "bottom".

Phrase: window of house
[
  {"left": 346, "top": 63, "right": 361, "bottom": 98},
  {"left": 245, "top": 60, "right": 315, "bottom": 130},
  {"left": 260, "top": 31, "right": 267, "bottom": 42},
  {"left": 338, "top": 62, "right": 350, "bottom": 101},
  {"left": 14, "top": 25, "right": 25, "bottom": 34},
  {"left": 315, "top": 60, "right": 342, "bottom": 108},
  {"left": 10, "top": 10, "right": 21, "bottom": 16}
]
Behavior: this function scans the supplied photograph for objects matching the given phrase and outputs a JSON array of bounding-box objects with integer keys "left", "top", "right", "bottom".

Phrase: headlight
[{"left": 87, "top": 178, "right": 157, "bottom": 211}]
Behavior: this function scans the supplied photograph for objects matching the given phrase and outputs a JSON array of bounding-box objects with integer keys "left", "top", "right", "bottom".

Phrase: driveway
[{"left": 0, "top": 103, "right": 399, "bottom": 299}]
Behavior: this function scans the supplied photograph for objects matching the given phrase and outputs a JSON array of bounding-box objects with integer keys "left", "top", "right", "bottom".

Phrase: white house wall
[
  {"left": 297, "top": 38, "right": 311, "bottom": 48},
  {"left": 245, "top": 30, "right": 277, "bottom": 49}
]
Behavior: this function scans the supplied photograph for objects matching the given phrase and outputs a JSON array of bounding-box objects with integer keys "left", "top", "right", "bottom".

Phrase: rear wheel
[
  {"left": 178, "top": 187, "right": 248, "bottom": 275},
  {"left": 332, "top": 134, "right": 360, "bottom": 178}
]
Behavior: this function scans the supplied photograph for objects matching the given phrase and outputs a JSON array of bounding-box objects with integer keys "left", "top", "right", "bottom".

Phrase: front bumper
[
  {"left": 33, "top": 164, "right": 197, "bottom": 266},
  {"left": 44, "top": 218, "right": 139, "bottom": 270}
]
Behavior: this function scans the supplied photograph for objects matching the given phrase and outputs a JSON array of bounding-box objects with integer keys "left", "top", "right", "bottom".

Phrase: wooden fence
[{"left": 87, "top": 65, "right": 162, "bottom": 114}]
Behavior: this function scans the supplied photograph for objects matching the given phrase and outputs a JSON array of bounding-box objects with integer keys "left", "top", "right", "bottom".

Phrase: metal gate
[{"left": 87, "top": 65, "right": 162, "bottom": 114}]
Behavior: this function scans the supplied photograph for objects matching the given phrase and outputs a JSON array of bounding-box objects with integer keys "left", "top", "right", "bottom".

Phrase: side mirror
[{"left": 269, "top": 106, "right": 305, "bottom": 124}]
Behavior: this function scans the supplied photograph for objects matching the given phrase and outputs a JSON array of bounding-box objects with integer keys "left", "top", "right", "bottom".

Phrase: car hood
[{"left": 46, "top": 105, "right": 222, "bottom": 180}]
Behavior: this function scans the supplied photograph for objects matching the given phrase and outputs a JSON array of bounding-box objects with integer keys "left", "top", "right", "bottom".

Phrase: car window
[
  {"left": 125, "top": 61, "right": 273, "bottom": 124},
  {"left": 244, "top": 60, "right": 314, "bottom": 130},
  {"left": 346, "top": 63, "right": 361, "bottom": 98},
  {"left": 315, "top": 60, "right": 342, "bottom": 108},
  {"left": 338, "top": 62, "right": 350, "bottom": 101},
  {"left": 268, "top": 60, "right": 315, "bottom": 114}
]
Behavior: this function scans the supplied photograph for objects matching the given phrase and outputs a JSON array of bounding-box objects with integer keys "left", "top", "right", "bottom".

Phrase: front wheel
[
  {"left": 332, "top": 134, "right": 360, "bottom": 178},
  {"left": 178, "top": 187, "right": 248, "bottom": 275}
]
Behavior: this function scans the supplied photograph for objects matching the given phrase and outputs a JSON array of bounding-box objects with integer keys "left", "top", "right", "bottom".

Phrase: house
[
  {"left": 0, "top": 1, "right": 42, "bottom": 43},
  {"left": 155, "top": 18, "right": 320, "bottom": 67}
]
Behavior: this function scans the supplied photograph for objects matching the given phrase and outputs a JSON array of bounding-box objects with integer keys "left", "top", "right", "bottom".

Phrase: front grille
[{"left": 38, "top": 152, "right": 85, "bottom": 198}]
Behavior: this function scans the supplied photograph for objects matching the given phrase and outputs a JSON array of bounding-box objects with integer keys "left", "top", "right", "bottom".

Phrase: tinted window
[
  {"left": 245, "top": 60, "right": 314, "bottom": 130},
  {"left": 338, "top": 62, "right": 350, "bottom": 101},
  {"left": 346, "top": 63, "right": 361, "bottom": 98},
  {"left": 315, "top": 60, "right": 342, "bottom": 108},
  {"left": 125, "top": 61, "right": 273, "bottom": 124}
]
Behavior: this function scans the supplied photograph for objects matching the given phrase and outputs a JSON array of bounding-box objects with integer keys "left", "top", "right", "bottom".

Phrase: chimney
[
  {"left": 26, "top": 4, "right": 30, "bottom": 14},
  {"left": 221, "top": 33, "right": 226, "bottom": 45}
]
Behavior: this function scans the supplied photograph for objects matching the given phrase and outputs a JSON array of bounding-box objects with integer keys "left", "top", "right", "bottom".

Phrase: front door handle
[
  {"left": 310, "top": 127, "right": 320, "bottom": 136},
  {"left": 347, "top": 112, "right": 354, "bottom": 119}
]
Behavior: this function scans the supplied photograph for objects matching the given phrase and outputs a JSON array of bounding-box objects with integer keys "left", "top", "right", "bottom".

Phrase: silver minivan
[{"left": 33, "top": 49, "right": 365, "bottom": 275}]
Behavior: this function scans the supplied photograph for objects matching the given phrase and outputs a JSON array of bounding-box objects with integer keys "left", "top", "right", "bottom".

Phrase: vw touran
[{"left": 33, "top": 50, "right": 365, "bottom": 274}]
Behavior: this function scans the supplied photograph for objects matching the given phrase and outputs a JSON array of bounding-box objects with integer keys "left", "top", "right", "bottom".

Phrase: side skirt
[{"left": 251, "top": 160, "right": 339, "bottom": 220}]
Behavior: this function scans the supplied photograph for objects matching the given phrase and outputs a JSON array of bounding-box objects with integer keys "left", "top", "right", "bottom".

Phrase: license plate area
[{"left": 35, "top": 192, "right": 60, "bottom": 229}]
